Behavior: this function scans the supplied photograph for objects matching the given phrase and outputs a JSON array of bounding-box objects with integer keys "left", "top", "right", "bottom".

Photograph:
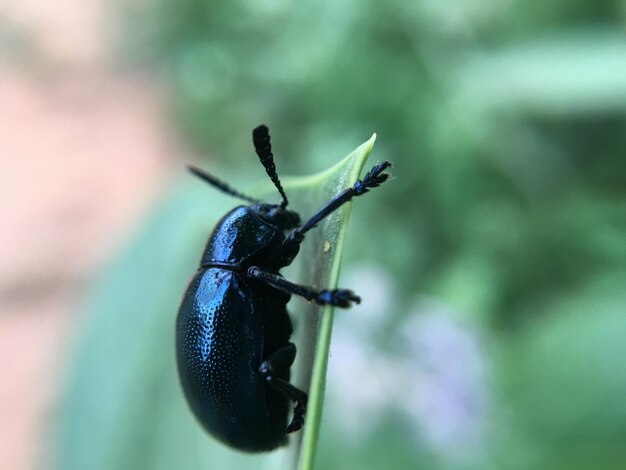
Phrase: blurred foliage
[{"left": 63, "top": 0, "right": 626, "bottom": 469}]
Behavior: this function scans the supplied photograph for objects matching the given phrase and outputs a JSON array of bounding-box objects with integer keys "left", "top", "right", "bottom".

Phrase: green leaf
[
  {"left": 279, "top": 134, "right": 377, "bottom": 470},
  {"left": 55, "top": 134, "right": 377, "bottom": 470}
]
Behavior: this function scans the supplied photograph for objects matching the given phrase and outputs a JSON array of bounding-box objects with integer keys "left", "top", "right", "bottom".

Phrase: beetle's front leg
[
  {"left": 281, "top": 161, "right": 391, "bottom": 264},
  {"left": 247, "top": 267, "right": 361, "bottom": 308},
  {"left": 259, "top": 344, "right": 308, "bottom": 433}
]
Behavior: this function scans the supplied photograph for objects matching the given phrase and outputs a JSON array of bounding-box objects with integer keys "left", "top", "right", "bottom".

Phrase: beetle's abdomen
[{"left": 176, "top": 268, "right": 288, "bottom": 451}]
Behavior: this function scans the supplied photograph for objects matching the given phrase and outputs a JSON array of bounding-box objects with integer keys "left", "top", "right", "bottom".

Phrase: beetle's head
[{"left": 253, "top": 204, "right": 301, "bottom": 230}]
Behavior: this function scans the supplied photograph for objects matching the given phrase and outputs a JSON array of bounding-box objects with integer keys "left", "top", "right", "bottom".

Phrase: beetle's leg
[
  {"left": 260, "top": 343, "right": 297, "bottom": 374},
  {"left": 259, "top": 345, "right": 308, "bottom": 433},
  {"left": 281, "top": 161, "right": 391, "bottom": 263},
  {"left": 247, "top": 267, "right": 361, "bottom": 308}
]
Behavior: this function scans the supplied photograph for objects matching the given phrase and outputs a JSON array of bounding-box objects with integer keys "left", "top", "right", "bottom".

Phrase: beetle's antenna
[
  {"left": 252, "top": 125, "right": 289, "bottom": 208},
  {"left": 188, "top": 165, "right": 261, "bottom": 204}
]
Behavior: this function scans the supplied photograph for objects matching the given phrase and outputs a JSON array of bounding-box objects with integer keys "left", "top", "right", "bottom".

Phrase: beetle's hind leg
[
  {"left": 260, "top": 344, "right": 308, "bottom": 433},
  {"left": 248, "top": 267, "right": 361, "bottom": 308}
]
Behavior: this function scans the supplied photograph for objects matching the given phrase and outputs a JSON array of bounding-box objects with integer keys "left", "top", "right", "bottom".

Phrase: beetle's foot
[
  {"left": 353, "top": 161, "right": 392, "bottom": 195},
  {"left": 316, "top": 289, "right": 361, "bottom": 308},
  {"left": 286, "top": 417, "right": 303, "bottom": 434},
  {"left": 286, "top": 401, "right": 307, "bottom": 434}
]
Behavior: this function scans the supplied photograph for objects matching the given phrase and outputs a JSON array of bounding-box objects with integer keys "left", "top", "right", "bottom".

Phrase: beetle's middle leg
[
  {"left": 281, "top": 161, "right": 391, "bottom": 264},
  {"left": 247, "top": 267, "right": 360, "bottom": 308},
  {"left": 259, "top": 344, "right": 308, "bottom": 433}
]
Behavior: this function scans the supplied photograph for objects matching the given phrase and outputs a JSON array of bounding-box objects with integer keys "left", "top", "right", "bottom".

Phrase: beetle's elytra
[{"left": 176, "top": 125, "right": 391, "bottom": 452}]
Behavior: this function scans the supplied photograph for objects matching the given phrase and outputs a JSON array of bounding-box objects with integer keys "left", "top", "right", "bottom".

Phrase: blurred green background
[{"left": 57, "top": 1, "right": 626, "bottom": 469}]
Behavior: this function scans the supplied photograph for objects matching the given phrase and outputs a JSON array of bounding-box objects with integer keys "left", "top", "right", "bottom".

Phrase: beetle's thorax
[
  {"left": 200, "top": 205, "right": 294, "bottom": 269},
  {"left": 250, "top": 203, "right": 300, "bottom": 230}
]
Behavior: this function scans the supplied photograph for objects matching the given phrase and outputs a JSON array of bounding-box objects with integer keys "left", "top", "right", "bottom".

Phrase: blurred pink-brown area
[{"left": 0, "top": 2, "right": 178, "bottom": 468}]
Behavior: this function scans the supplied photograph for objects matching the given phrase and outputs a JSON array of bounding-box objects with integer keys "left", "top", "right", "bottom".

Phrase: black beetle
[{"left": 176, "top": 125, "right": 391, "bottom": 452}]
